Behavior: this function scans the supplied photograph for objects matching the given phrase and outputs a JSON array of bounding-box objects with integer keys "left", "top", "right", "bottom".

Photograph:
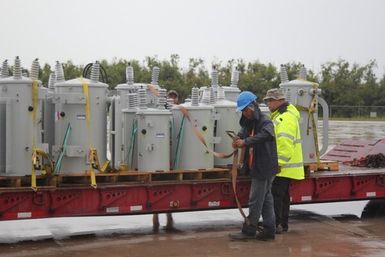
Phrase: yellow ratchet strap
[
  {"left": 80, "top": 78, "right": 97, "bottom": 188},
  {"left": 32, "top": 80, "right": 38, "bottom": 123},
  {"left": 88, "top": 148, "right": 99, "bottom": 188}
]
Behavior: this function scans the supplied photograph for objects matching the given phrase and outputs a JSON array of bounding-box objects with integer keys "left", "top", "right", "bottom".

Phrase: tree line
[{"left": 32, "top": 55, "right": 385, "bottom": 110}]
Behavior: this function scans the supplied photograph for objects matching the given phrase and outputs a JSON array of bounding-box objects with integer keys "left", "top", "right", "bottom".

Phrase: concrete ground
[{"left": 1, "top": 210, "right": 385, "bottom": 257}]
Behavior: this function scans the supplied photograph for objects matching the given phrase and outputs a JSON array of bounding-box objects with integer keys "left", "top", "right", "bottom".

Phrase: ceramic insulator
[
  {"left": 13, "top": 56, "right": 22, "bottom": 80},
  {"left": 1, "top": 60, "right": 9, "bottom": 78},
  {"left": 157, "top": 88, "right": 167, "bottom": 109},
  {"left": 299, "top": 65, "right": 307, "bottom": 80},
  {"left": 231, "top": 69, "right": 239, "bottom": 87},
  {"left": 30, "top": 58, "right": 40, "bottom": 80},
  {"left": 211, "top": 68, "right": 218, "bottom": 87},
  {"left": 127, "top": 93, "right": 138, "bottom": 109},
  {"left": 126, "top": 65, "right": 134, "bottom": 85},
  {"left": 55, "top": 61, "right": 65, "bottom": 82},
  {"left": 48, "top": 72, "right": 56, "bottom": 89},
  {"left": 138, "top": 87, "right": 147, "bottom": 109},
  {"left": 209, "top": 86, "right": 216, "bottom": 104},
  {"left": 280, "top": 64, "right": 289, "bottom": 83},
  {"left": 151, "top": 66, "right": 160, "bottom": 85},
  {"left": 217, "top": 86, "right": 225, "bottom": 100},
  {"left": 91, "top": 62, "right": 100, "bottom": 82},
  {"left": 191, "top": 87, "right": 199, "bottom": 106}
]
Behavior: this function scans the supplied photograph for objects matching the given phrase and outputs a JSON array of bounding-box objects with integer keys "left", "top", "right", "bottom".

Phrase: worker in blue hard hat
[{"left": 229, "top": 91, "right": 279, "bottom": 241}]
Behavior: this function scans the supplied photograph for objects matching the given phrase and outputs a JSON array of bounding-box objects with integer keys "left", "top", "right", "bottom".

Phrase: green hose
[
  {"left": 173, "top": 116, "right": 185, "bottom": 170},
  {"left": 54, "top": 123, "right": 71, "bottom": 173},
  {"left": 127, "top": 120, "right": 138, "bottom": 169}
]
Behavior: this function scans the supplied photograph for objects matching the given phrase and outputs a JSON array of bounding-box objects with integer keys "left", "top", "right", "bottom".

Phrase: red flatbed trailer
[{"left": 1, "top": 164, "right": 385, "bottom": 221}]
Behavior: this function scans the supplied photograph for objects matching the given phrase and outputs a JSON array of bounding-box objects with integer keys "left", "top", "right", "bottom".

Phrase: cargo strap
[
  {"left": 177, "top": 105, "right": 235, "bottom": 159},
  {"left": 295, "top": 87, "right": 320, "bottom": 165},
  {"left": 80, "top": 78, "right": 99, "bottom": 188},
  {"left": 30, "top": 80, "right": 46, "bottom": 191},
  {"left": 31, "top": 80, "right": 38, "bottom": 124},
  {"left": 88, "top": 148, "right": 99, "bottom": 188},
  {"left": 230, "top": 148, "right": 249, "bottom": 224},
  {"left": 31, "top": 148, "right": 54, "bottom": 191},
  {"left": 177, "top": 105, "right": 247, "bottom": 223}
]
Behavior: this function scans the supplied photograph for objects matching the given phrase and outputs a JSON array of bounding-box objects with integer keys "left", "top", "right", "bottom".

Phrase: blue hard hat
[{"left": 236, "top": 91, "right": 257, "bottom": 112}]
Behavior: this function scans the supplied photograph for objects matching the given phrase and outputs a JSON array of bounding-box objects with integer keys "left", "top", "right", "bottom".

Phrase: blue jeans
[{"left": 248, "top": 176, "right": 276, "bottom": 235}]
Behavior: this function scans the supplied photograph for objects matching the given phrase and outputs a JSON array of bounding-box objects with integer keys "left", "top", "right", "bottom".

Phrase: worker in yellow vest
[{"left": 263, "top": 88, "right": 304, "bottom": 234}]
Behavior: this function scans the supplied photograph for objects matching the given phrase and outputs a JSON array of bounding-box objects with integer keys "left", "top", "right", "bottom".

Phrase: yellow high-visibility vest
[{"left": 271, "top": 104, "right": 304, "bottom": 180}]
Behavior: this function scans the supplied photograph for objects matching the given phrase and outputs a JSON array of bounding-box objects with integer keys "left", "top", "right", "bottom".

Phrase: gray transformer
[
  {"left": 171, "top": 101, "right": 214, "bottom": 170},
  {"left": 0, "top": 61, "right": 47, "bottom": 175},
  {"left": 213, "top": 97, "right": 240, "bottom": 166},
  {"left": 52, "top": 77, "right": 109, "bottom": 173},
  {"left": 136, "top": 109, "right": 172, "bottom": 171},
  {"left": 279, "top": 66, "right": 329, "bottom": 163}
]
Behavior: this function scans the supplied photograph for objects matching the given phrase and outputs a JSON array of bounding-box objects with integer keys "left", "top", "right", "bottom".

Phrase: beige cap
[{"left": 263, "top": 88, "right": 286, "bottom": 101}]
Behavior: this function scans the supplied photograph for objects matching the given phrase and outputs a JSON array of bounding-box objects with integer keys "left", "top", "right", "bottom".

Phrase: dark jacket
[{"left": 239, "top": 104, "right": 279, "bottom": 179}]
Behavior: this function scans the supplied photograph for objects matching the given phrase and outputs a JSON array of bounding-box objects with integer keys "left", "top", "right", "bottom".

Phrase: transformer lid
[
  {"left": 174, "top": 102, "right": 214, "bottom": 110},
  {"left": 222, "top": 86, "right": 241, "bottom": 92},
  {"left": 213, "top": 99, "right": 237, "bottom": 107},
  {"left": 136, "top": 108, "right": 172, "bottom": 115},
  {"left": 0, "top": 76, "right": 34, "bottom": 84},
  {"left": 280, "top": 79, "right": 318, "bottom": 88},
  {"left": 55, "top": 78, "right": 109, "bottom": 88}
]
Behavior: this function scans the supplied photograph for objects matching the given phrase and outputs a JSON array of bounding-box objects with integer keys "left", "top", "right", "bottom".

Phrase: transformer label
[
  {"left": 77, "top": 114, "right": 86, "bottom": 120},
  {"left": 155, "top": 133, "right": 165, "bottom": 138}
]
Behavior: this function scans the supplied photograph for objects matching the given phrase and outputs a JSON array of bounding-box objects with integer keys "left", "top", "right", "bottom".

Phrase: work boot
[
  {"left": 229, "top": 231, "right": 256, "bottom": 241},
  {"left": 229, "top": 223, "right": 257, "bottom": 241},
  {"left": 255, "top": 231, "right": 275, "bottom": 241},
  {"left": 241, "top": 223, "right": 257, "bottom": 235}
]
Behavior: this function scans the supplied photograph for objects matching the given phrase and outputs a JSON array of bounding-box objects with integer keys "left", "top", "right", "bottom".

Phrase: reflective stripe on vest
[
  {"left": 277, "top": 132, "right": 295, "bottom": 141},
  {"left": 282, "top": 162, "right": 304, "bottom": 168},
  {"left": 278, "top": 154, "right": 290, "bottom": 162}
]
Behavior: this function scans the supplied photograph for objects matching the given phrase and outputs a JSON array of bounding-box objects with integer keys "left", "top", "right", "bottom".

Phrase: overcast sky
[{"left": 1, "top": 0, "right": 384, "bottom": 77}]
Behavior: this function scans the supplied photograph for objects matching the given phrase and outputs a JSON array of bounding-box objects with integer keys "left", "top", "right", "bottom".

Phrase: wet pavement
[
  {"left": 1, "top": 210, "right": 385, "bottom": 257},
  {"left": 319, "top": 120, "right": 385, "bottom": 146}
]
